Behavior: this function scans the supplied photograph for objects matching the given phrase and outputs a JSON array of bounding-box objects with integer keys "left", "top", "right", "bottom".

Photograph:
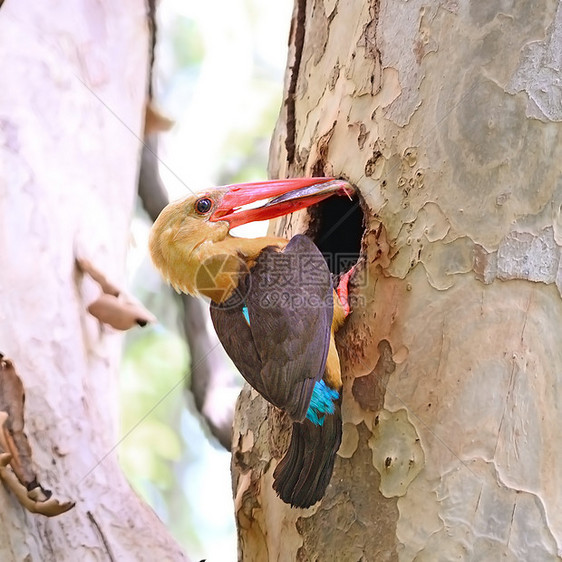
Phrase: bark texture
[
  {"left": 233, "top": 0, "right": 562, "bottom": 560},
  {"left": 0, "top": 2, "right": 186, "bottom": 560}
]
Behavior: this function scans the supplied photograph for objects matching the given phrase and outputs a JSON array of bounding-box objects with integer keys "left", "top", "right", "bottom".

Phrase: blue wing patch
[
  {"left": 242, "top": 304, "right": 250, "bottom": 325},
  {"left": 306, "top": 380, "right": 339, "bottom": 426}
]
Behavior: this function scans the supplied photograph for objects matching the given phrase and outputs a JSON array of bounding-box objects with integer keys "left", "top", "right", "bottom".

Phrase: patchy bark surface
[
  {"left": 233, "top": 0, "right": 562, "bottom": 560},
  {"left": 0, "top": 2, "right": 186, "bottom": 560}
]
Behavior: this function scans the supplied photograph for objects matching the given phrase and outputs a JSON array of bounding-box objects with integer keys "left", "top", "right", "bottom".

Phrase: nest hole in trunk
[{"left": 306, "top": 192, "right": 366, "bottom": 278}]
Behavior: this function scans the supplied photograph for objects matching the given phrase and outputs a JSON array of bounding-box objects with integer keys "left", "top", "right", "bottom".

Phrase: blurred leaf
[
  {"left": 171, "top": 17, "right": 205, "bottom": 69},
  {"left": 119, "top": 328, "right": 187, "bottom": 502}
]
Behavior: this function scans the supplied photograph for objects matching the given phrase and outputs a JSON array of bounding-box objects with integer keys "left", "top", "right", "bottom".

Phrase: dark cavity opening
[{"left": 306, "top": 194, "right": 365, "bottom": 277}]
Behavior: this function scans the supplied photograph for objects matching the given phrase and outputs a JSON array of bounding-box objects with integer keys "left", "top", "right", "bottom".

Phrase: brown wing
[{"left": 210, "top": 235, "right": 333, "bottom": 421}]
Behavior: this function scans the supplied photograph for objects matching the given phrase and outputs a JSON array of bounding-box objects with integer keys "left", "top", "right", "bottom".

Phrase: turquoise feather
[
  {"left": 241, "top": 303, "right": 336, "bottom": 426},
  {"left": 306, "top": 380, "right": 339, "bottom": 426}
]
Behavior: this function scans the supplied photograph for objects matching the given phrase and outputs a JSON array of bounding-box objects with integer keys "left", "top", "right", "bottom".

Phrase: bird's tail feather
[{"left": 272, "top": 404, "right": 342, "bottom": 508}]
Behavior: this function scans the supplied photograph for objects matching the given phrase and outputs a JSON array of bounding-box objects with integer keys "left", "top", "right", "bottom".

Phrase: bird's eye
[{"left": 195, "top": 197, "right": 213, "bottom": 215}]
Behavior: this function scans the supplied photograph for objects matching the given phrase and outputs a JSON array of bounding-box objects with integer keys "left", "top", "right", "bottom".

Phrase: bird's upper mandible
[{"left": 149, "top": 178, "right": 353, "bottom": 300}]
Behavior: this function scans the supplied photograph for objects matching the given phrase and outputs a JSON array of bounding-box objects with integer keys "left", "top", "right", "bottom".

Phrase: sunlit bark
[
  {"left": 0, "top": 2, "right": 186, "bottom": 560},
  {"left": 233, "top": 0, "right": 562, "bottom": 560}
]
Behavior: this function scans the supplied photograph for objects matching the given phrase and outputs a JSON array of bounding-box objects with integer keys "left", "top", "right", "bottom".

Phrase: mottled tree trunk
[
  {"left": 233, "top": 0, "right": 562, "bottom": 560},
  {"left": 0, "top": 2, "right": 186, "bottom": 560}
]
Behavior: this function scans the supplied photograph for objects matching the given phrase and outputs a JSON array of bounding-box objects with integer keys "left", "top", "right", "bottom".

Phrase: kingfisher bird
[{"left": 149, "top": 177, "right": 354, "bottom": 508}]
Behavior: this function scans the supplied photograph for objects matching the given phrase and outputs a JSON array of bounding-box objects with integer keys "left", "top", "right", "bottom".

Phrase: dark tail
[{"left": 272, "top": 404, "right": 342, "bottom": 508}]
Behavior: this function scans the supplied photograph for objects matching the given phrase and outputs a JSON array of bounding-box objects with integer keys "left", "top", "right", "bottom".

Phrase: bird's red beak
[{"left": 209, "top": 178, "right": 354, "bottom": 229}]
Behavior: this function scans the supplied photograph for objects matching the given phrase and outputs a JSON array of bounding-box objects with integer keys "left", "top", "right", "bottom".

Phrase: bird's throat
[{"left": 193, "top": 235, "right": 287, "bottom": 303}]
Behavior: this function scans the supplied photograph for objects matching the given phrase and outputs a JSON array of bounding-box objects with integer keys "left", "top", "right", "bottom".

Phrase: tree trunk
[
  {"left": 233, "top": 0, "right": 562, "bottom": 560},
  {"left": 0, "top": 2, "right": 186, "bottom": 560}
]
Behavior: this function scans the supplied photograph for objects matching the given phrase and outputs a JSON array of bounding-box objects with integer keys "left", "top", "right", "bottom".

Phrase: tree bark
[
  {"left": 233, "top": 0, "right": 562, "bottom": 560},
  {"left": 0, "top": 1, "right": 186, "bottom": 560}
]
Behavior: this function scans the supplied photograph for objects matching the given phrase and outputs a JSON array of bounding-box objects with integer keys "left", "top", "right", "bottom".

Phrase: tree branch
[{"left": 137, "top": 133, "right": 237, "bottom": 450}]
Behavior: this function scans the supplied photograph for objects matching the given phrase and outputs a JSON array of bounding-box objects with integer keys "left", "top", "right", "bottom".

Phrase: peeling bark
[
  {"left": 236, "top": 0, "right": 562, "bottom": 560},
  {"left": 0, "top": 1, "right": 186, "bottom": 559},
  {"left": 285, "top": 0, "right": 308, "bottom": 168},
  {"left": 0, "top": 355, "right": 74, "bottom": 517}
]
